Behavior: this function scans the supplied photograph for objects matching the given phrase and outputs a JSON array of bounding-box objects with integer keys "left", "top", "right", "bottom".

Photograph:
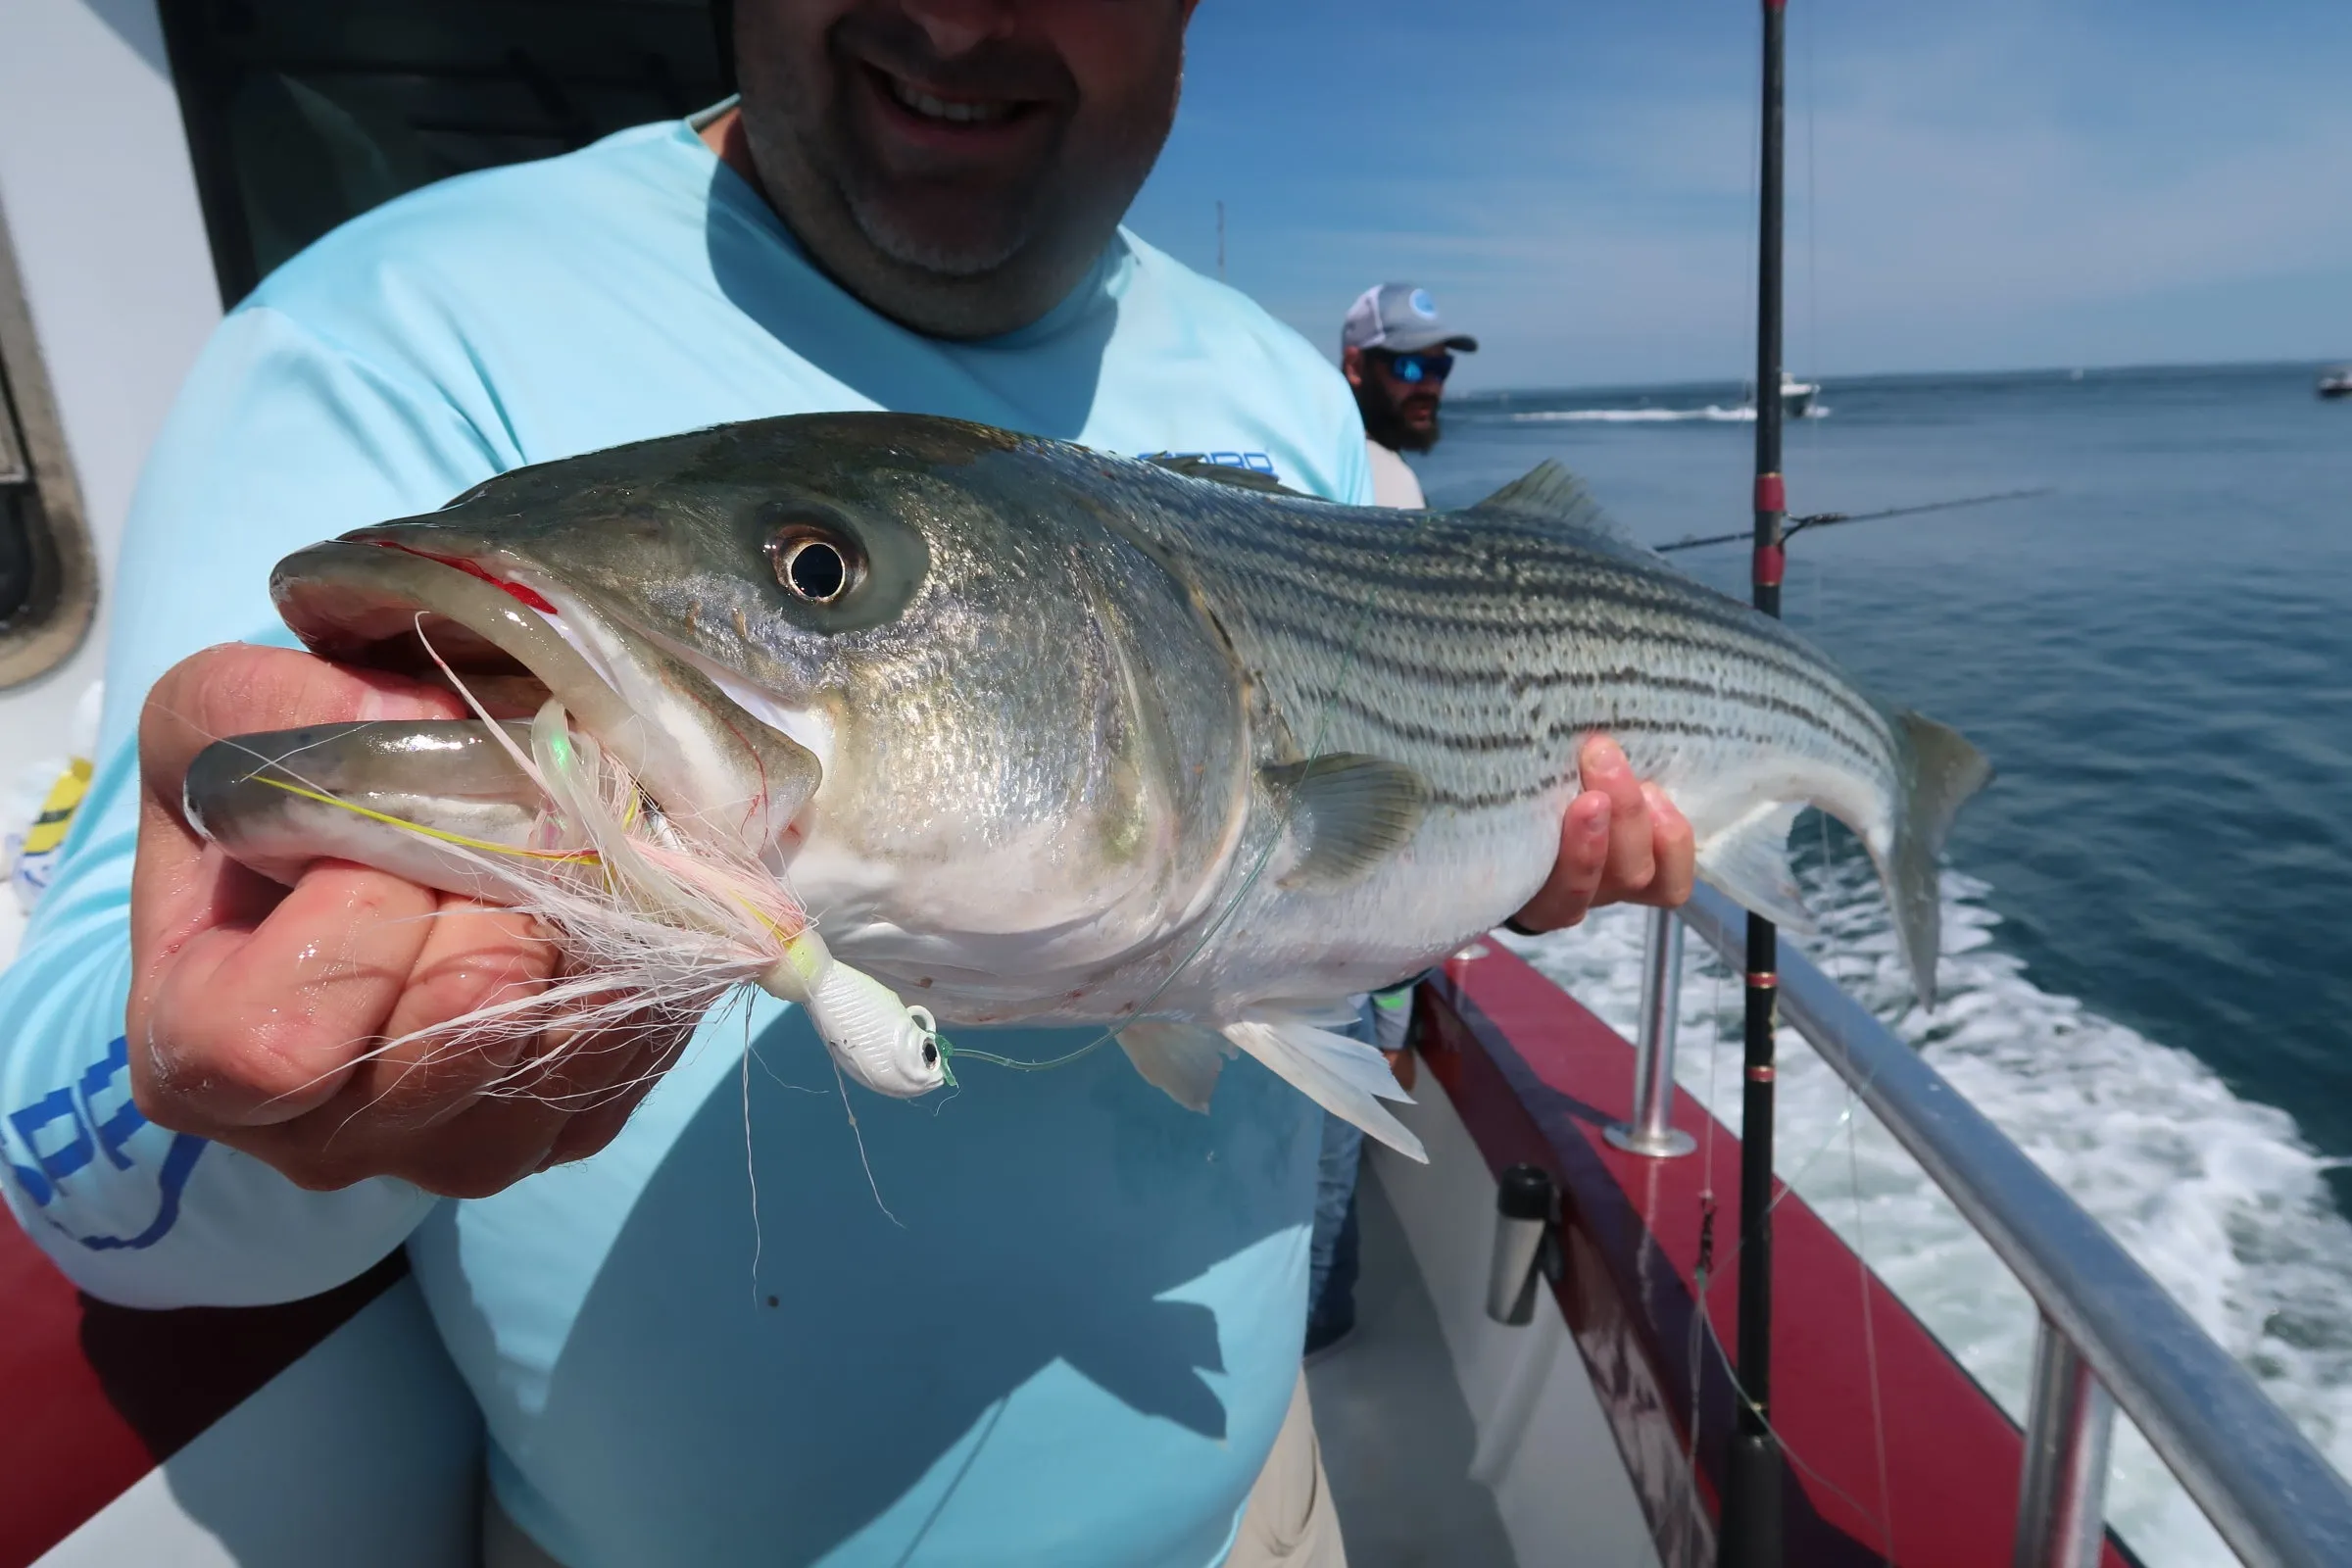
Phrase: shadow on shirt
[
  {"left": 429, "top": 1004, "right": 1315, "bottom": 1566},
  {"left": 704, "top": 164, "right": 1121, "bottom": 442}
]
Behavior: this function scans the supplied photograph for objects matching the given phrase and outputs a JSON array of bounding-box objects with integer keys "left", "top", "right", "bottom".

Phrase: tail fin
[{"left": 1881, "top": 710, "right": 1994, "bottom": 1008}]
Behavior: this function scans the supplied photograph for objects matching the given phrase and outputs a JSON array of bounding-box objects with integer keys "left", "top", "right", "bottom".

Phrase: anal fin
[
  {"left": 1222, "top": 1019, "right": 1427, "bottom": 1163},
  {"left": 1118, "top": 1022, "right": 1236, "bottom": 1114},
  {"left": 1694, "top": 800, "right": 1816, "bottom": 932}
]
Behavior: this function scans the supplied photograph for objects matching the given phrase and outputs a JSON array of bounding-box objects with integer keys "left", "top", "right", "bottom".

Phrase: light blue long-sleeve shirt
[{"left": 0, "top": 118, "right": 1373, "bottom": 1568}]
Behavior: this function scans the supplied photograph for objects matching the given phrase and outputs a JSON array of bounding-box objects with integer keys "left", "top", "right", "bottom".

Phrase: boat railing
[{"left": 1646, "top": 886, "right": 2352, "bottom": 1568}]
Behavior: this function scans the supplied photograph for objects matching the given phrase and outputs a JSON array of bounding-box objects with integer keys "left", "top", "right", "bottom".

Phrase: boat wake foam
[
  {"left": 1496, "top": 405, "right": 1831, "bottom": 424},
  {"left": 1508, "top": 836, "right": 2352, "bottom": 1568}
]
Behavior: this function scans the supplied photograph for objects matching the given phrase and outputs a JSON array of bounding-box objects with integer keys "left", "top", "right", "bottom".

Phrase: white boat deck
[{"left": 1309, "top": 1165, "right": 1524, "bottom": 1566}]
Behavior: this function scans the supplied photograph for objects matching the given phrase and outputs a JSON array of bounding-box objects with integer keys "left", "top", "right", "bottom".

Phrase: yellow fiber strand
[{"left": 243, "top": 774, "right": 601, "bottom": 864}]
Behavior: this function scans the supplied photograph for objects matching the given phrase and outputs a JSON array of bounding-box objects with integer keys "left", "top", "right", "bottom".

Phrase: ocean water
[{"left": 1417, "top": 364, "right": 2352, "bottom": 1565}]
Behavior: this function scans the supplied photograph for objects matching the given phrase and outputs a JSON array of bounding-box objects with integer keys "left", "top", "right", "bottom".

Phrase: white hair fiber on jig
[{"left": 240, "top": 687, "right": 948, "bottom": 1105}]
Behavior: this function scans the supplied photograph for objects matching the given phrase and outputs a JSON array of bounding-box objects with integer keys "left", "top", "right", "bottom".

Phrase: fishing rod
[
  {"left": 1654, "top": 486, "right": 2052, "bottom": 554},
  {"left": 1725, "top": 0, "right": 1788, "bottom": 1563}
]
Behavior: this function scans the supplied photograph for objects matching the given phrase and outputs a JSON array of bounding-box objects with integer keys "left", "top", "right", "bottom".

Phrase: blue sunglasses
[{"left": 1379, "top": 351, "right": 1454, "bottom": 385}]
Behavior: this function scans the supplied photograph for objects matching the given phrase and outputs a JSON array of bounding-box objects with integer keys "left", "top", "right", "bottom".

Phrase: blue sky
[{"left": 1129, "top": 1, "right": 2352, "bottom": 391}]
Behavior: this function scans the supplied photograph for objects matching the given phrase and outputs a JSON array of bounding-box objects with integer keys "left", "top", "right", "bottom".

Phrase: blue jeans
[{"left": 1307, "top": 998, "right": 1379, "bottom": 1327}]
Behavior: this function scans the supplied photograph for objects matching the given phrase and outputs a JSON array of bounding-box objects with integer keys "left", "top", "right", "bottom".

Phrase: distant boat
[
  {"left": 2320, "top": 367, "right": 2352, "bottom": 400},
  {"left": 1740, "top": 370, "right": 1820, "bottom": 417}
]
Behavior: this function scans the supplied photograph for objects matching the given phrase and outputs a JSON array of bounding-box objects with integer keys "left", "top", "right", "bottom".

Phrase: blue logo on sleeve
[{"left": 5, "top": 1035, "right": 207, "bottom": 1251}]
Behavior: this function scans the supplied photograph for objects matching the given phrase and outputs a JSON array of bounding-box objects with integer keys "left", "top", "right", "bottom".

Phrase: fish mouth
[{"left": 270, "top": 533, "right": 821, "bottom": 860}]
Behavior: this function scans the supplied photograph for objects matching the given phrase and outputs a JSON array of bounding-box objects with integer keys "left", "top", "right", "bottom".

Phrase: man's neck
[
  {"left": 700, "top": 108, "right": 770, "bottom": 204},
  {"left": 698, "top": 105, "right": 1100, "bottom": 341}
]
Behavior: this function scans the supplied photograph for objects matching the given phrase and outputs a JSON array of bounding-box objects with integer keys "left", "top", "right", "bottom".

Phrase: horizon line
[{"left": 1443, "top": 355, "right": 2347, "bottom": 402}]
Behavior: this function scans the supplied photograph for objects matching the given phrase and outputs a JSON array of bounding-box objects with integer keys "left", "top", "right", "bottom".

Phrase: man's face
[
  {"left": 736, "top": 0, "right": 1197, "bottom": 339},
  {"left": 1345, "top": 345, "right": 1452, "bottom": 454}
]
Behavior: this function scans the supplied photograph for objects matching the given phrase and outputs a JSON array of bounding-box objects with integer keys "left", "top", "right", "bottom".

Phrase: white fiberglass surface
[{"left": 1509, "top": 841, "right": 2352, "bottom": 1568}]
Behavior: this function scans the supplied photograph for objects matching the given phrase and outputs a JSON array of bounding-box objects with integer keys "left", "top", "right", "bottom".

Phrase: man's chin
[
  {"left": 851, "top": 202, "right": 1027, "bottom": 278},
  {"left": 1393, "top": 419, "right": 1442, "bottom": 455}
]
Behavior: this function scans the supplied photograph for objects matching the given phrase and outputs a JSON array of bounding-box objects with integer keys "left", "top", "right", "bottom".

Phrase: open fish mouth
[{"left": 270, "top": 533, "right": 821, "bottom": 860}]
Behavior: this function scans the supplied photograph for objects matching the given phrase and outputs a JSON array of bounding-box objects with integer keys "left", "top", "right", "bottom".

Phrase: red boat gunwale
[
  {"left": 1421, "top": 941, "right": 2134, "bottom": 1568},
  {"left": 0, "top": 1221, "right": 404, "bottom": 1568}
]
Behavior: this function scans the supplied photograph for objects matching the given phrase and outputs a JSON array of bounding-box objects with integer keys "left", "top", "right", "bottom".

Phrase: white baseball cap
[{"left": 1342, "top": 283, "right": 1480, "bottom": 355}]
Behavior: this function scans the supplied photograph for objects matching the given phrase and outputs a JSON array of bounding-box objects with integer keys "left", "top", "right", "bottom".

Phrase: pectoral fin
[
  {"left": 1261, "top": 755, "right": 1429, "bottom": 892},
  {"left": 1118, "top": 1022, "right": 1236, "bottom": 1114},
  {"left": 1222, "top": 1019, "right": 1426, "bottom": 1162},
  {"left": 1694, "top": 800, "right": 1815, "bottom": 933}
]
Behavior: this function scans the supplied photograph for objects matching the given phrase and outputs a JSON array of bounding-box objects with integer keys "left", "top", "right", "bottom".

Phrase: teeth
[{"left": 889, "top": 77, "right": 1012, "bottom": 125}]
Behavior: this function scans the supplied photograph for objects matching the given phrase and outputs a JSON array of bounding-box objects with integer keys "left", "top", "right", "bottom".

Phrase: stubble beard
[{"left": 736, "top": 14, "right": 1183, "bottom": 339}]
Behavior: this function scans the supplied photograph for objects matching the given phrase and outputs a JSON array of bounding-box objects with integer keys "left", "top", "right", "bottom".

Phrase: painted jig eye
[
  {"left": 921, "top": 1040, "right": 940, "bottom": 1068},
  {"left": 769, "top": 523, "right": 863, "bottom": 605}
]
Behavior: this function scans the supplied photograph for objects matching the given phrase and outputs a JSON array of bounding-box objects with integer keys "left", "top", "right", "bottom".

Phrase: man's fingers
[
  {"left": 370, "top": 897, "right": 562, "bottom": 1094},
  {"left": 130, "top": 642, "right": 476, "bottom": 1003},
  {"left": 1580, "top": 735, "right": 1655, "bottom": 900},
  {"left": 139, "top": 643, "right": 468, "bottom": 815},
  {"left": 232, "top": 1004, "right": 682, "bottom": 1199},
  {"left": 1508, "top": 735, "right": 1704, "bottom": 934},
  {"left": 1640, "top": 784, "right": 1697, "bottom": 907},
  {"left": 1509, "top": 789, "right": 1611, "bottom": 932},
  {"left": 137, "top": 860, "right": 444, "bottom": 1131}
]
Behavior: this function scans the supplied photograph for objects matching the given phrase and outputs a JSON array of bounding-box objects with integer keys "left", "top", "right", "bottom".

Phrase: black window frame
[{"left": 157, "top": 0, "right": 737, "bottom": 306}]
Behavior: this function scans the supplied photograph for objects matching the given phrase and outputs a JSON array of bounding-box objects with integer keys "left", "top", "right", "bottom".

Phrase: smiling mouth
[{"left": 870, "top": 65, "right": 1032, "bottom": 128}]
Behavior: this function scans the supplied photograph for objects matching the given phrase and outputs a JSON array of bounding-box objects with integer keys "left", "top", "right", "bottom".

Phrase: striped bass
[{"left": 183, "top": 413, "right": 1990, "bottom": 1156}]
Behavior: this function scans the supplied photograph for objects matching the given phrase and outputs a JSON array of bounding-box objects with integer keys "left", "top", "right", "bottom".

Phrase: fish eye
[
  {"left": 768, "top": 523, "right": 863, "bottom": 605},
  {"left": 921, "top": 1040, "right": 939, "bottom": 1068}
]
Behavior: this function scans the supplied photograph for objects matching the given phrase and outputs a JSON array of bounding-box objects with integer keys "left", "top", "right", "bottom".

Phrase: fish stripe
[
  {"left": 1241, "top": 606, "right": 1894, "bottom": 759},
  {"left": 1292, "top": 686, "right": 1886, "bottom": 782}
]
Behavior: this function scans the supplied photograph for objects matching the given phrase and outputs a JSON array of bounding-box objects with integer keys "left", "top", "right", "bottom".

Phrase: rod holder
[
  {"left": 1605, "top": 907, "right": 1697, "bottom": 1159},
  {"left": 1487, "top": 1163, "right": 1564, "bottom": 1325},
  {"left": 2014, "top": 1315, "right": 2117, "bottom": 1568}
]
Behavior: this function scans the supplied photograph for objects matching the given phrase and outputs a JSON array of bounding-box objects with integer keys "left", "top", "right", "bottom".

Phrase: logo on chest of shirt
[{"left": 1136, "top": 450, "right": 1281, "bottom": 478}]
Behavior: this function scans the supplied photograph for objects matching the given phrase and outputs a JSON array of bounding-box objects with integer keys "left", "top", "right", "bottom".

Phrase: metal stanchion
[
  {"left": 1605, "top": 908, "right": 1696, "bottom": 1158},
  {"left": 2014, "top": 1315, "right": 2118, "bottom": 1568}
]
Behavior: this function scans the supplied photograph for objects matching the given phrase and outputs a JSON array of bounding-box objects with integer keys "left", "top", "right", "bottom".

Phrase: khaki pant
[
  {"left": 1226, "top": 1371, "right": 1349, "bottom": 1568},
  {"left": 483, "top": 1372, "right": 1346, "bottom": 1567}
]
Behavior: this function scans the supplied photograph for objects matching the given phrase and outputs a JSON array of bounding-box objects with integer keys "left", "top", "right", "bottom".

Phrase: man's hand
[
  {"left": 127, "top": 644, "right": 685, "bottom": 1198},
  {"left": 1509, "top": 735, "right": 1696, "bottom": 934}
]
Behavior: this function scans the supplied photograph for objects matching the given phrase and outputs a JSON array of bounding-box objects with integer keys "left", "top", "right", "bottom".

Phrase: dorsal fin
[
  {"left": 1468, "top": 461, "right": 1659, "bottom": 562},
  {"left": 1147, "top": 456, "right": 1307, "bottom": 497}
]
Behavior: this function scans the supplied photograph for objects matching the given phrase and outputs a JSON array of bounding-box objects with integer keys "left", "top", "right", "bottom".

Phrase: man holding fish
[{"left": 0, "top": 3, "right": 1696, "bottom": 1564}]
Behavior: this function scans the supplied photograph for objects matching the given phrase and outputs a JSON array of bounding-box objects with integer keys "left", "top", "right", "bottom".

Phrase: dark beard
[{"left": 1356, "top": 385, "right": 1441, "bottom": 454}]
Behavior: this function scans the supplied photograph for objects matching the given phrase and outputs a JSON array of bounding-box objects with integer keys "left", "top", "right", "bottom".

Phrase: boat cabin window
[
  {"left": 0, "top": 400, "right": 28, "bottom": 624},
  {"left": 159, "top": 0, "right": 735, "bottom": 305},
  {"left": 0, "top": 215, "right": 96, "bottom": 690}
]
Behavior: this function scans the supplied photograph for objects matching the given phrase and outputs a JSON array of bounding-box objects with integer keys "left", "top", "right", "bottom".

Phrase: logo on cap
[{"left": 1409, "top": 289, "right": 1437, "bottom": 318}]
